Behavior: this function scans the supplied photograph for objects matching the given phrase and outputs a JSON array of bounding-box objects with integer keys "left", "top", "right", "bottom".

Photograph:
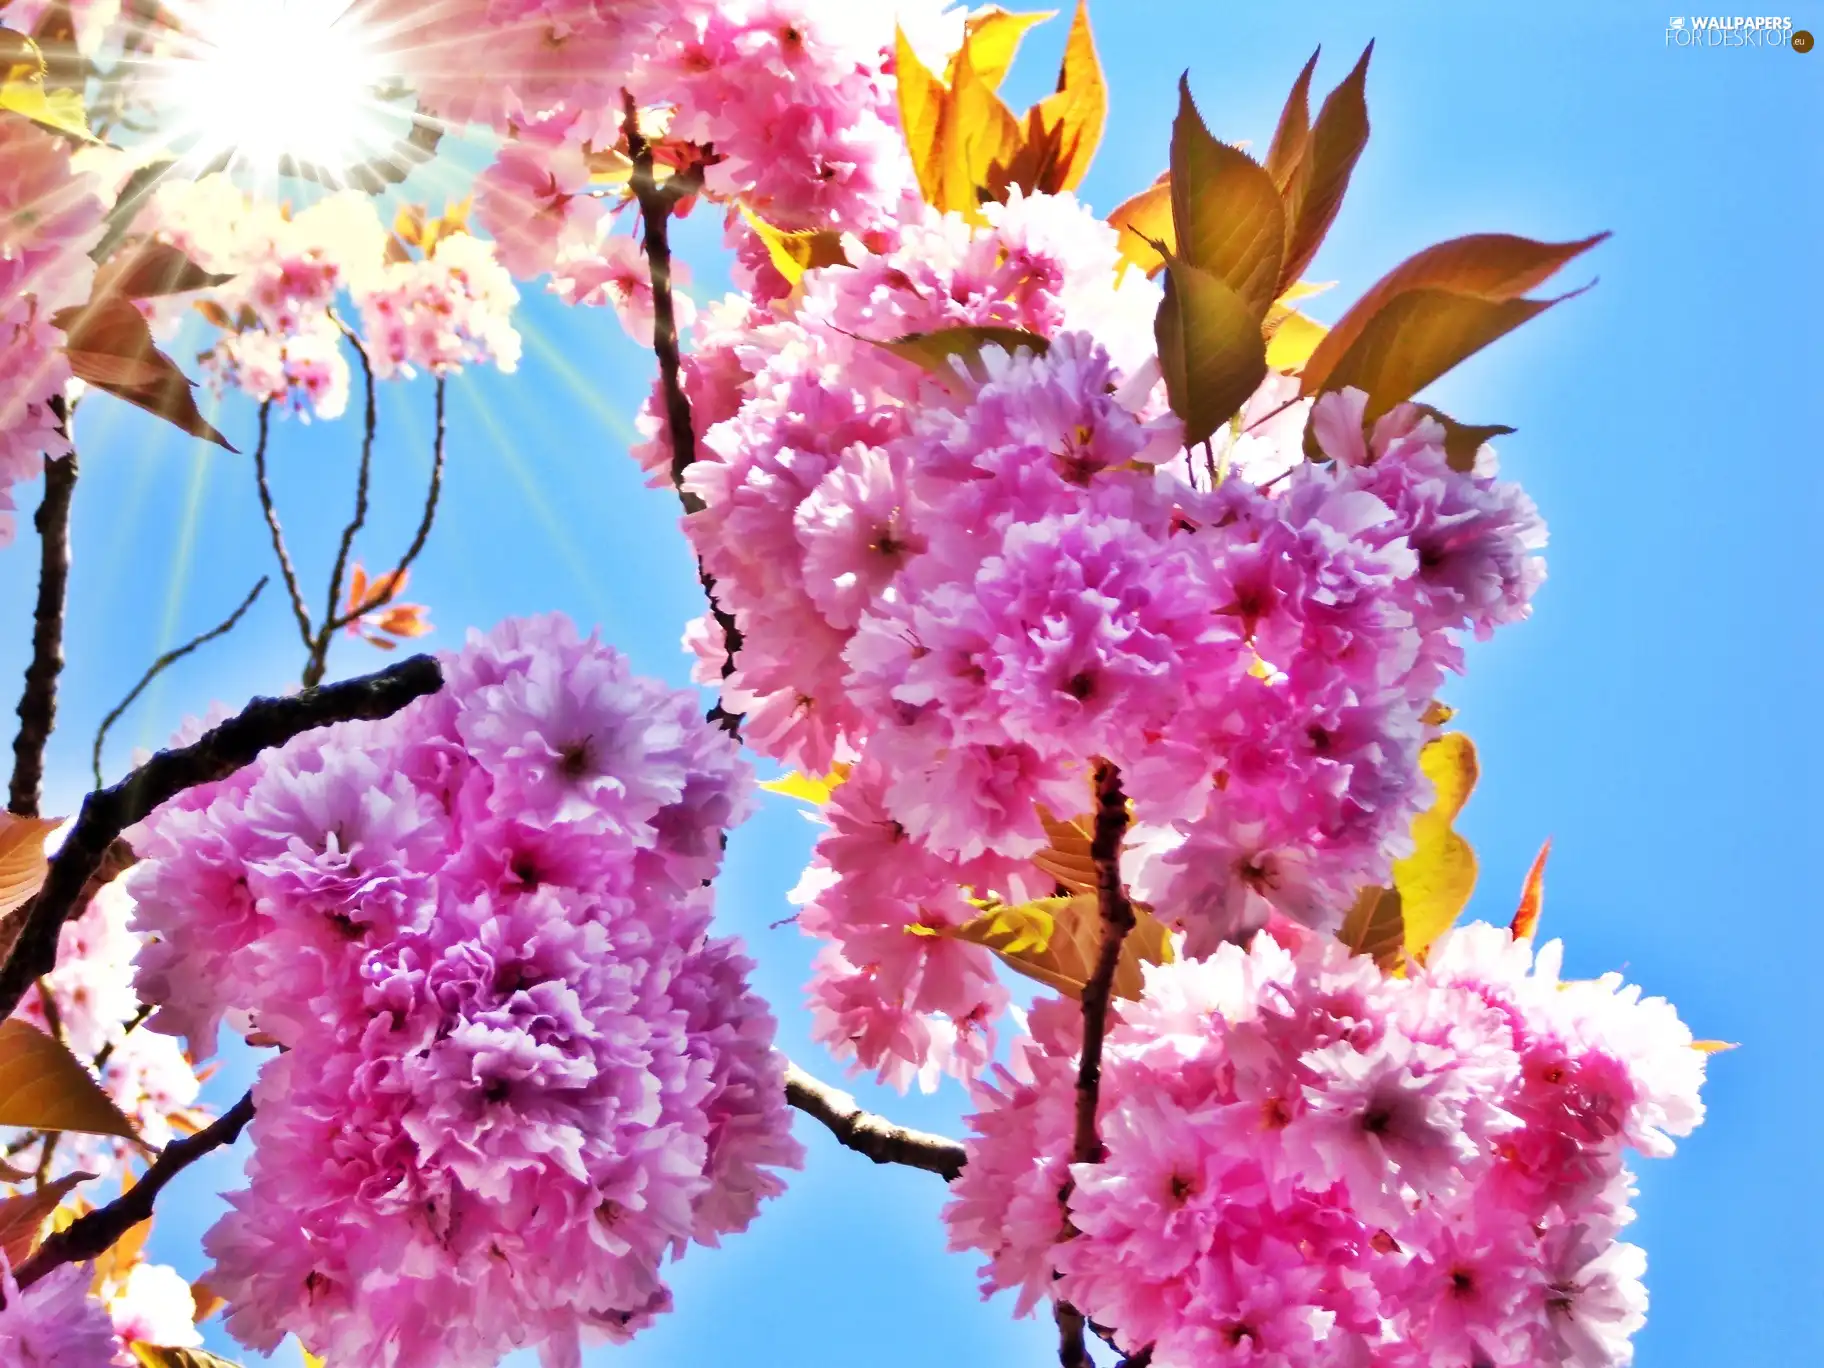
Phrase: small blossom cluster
[
  {"left": 138, "top": 176, "right": 518, "bottom": 417},
  {"left": 647, "top": 187, "right": 1544, "bottom": 1087},
  {"left": 124, "top": 615, "right": 801, "bottom": 1368},
  {"left": 0, "top": 112, "right": 104, "bottom": 545},
  {"left": 944, "top": 923, "right": 1707, "bottom": 1368},
  {"left": 0, "top": 1248, "right": 203, "bottom": 1368},
  {"left": 5, "top": 877, "right": 206, "bottom": 1179}
]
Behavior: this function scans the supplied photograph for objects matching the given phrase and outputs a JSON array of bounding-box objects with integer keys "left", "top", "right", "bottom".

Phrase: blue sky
[{"left": 2, "top": 2, "right": 1818, "bottom": 1364}]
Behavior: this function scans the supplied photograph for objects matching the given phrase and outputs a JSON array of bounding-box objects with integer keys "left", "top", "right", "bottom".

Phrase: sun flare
[{"left": 151, "top": 0, "right": 397, "bottom": 180}]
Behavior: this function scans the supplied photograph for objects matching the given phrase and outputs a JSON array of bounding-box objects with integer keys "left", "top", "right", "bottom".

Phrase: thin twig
[
  {"left": 92, "top": 1003, "right": 153, "bottom": 1073},
  {"left": 1055, "top": 1304, "right": 1094, "bottom": 1368},
  {"left": 620, "top": 92, "right": 744, "bottom": 736},
  {"left": 14, "top": 1089, "right": 256, "bottom": 1289},
  {"left": 783, "top": 1061, "right": 966, "bottom": 1182},
  {"left": 306, "top": 321, "right": 379, "bottom": 687},
  {"left": 90, "top": 578, "right": 269, "bottom": 789},
  {"left": 325, "top": 377, "right": 446, "bottom": 634},
  {"left": 0, "top": 655, "right": 444, "bottom": 1020},
  {"left": 9, "top": 437, "right": 77, "bottom": 817},
  {"left": 250, "top": 400, "right": 314, "bottom": 653}
]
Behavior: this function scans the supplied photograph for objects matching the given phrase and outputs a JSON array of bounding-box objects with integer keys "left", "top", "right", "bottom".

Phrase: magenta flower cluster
[
  {"left": 640, "top": 189, "right": 1546, "bottom": 1090},
  {"left": 124, "top": 616, "right": 802, "bottom": 1368},
  {"left": 944, "top": 921, "right": 1707, "bottom": 1368}
]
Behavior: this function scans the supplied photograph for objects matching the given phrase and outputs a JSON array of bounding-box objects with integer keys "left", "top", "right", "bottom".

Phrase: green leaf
[
  {"left": 1154, "top": 256, "right": 1268, "bottom": 446},
  {"left": 1338, "top": 885, "right": 1404, "bottom": 971},
  {"left": 1408, "top": 404, "right": 1518, "bottom": 474},
  {"left": 1265, "top": 49, "right": 1320, "bottom": 190},
  {"left": 0, "top": 1171, "right": 93, "bottom": 1267},
  {"left": 1278, "top": 43, "right": 1372, "bottom": 293},
  {"left": 94, "top": 240, "right": 235, "bottom": 300},
  {"left": 1392, "top": 733, "right": 1480, "bottom": 963},
  {"left": 1302, "top": 231, "right": 1609, "bottom": 398},
  {"left": 921, "top": 893, "right": 1175, "bottom": 1001},
  {"left": 0, "top": 1018, "right": 141, "bottom": 1139},
  {"left": 1169, "top": 75, "right": 1285, "bottom": 319},
  {"left": 869, "top": 325, "right": 1049, "bottom": 389}
]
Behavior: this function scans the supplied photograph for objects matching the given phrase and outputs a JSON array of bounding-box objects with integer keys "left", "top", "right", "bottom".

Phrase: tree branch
[
  {"left": 90, "top": 577, "right": 268, "bottom": 789},
  {"left": 9, "top": 442, "right": 78, "bottom": 818},
  {"left": 783, "top": 1061, "right": 966, "bottom": 1182},
  {"left": 250, "top": 400, "right": 314, "bottom": 653},
  {"left": 13, "top": 1088, "right": 255, "bottom": 1289},
  {"left": 1072, "top": 759, "right": 1135, "bottom": 1169},
  {"left": 0, "top": 655, "right": 444, "bottom": 1020},
  {"left": 620, "top": 93, "right": 745, "bottom": 738},
  {"left": 325, "top": 377, "right": 446, "bottom": 634},
  {"left": 306, "top": 321, "right": 379, "bottom": 687},
  {"left": 1053, "top": 760, "right": 1136, "bottom": 1367}
]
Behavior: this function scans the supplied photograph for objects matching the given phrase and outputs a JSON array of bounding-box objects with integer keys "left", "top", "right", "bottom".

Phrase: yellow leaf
[
  {"left": 739, "top": 207, "right": 850, "bottom": 289},
  {"left": 1019, "top": 0, "right": 1106, "bottom": 193},
  {"left": 1154, "top": 255, "right": 1268, "bottom": 447},
  {"left": 0, "top": 1171, "right": 93, "bottom": 1267},
  {"left": 89, "top": 1169, "right": 149, "bottom": 1295},
  {"left": 0, "top": 33, "right": 93, "bottom": 143},
  {"left": 1337, "top": 885, "right": 1404, "bottom": 971},
  {"left": 0, "top": 1019, "right": 141, "bottom": 1138},
  {"left": 1419, "top": 700, "right": 1456, "bottom": 727},
  {"left": 1508, "top": 838, "right": 1551, "bottom": 941},
  {"left": 129, "top": 1347, "right": 248, "bottom": 1368},
  {"left": 939, "top": 36, "right": 1023, "bottom": 224},
  {"left": 0, "top": 813, "right": 60, "bottom": 917},
  {"left": 1692, "top": 1040, "right": 1739, "bottom": 1054},
  {"left": 189, "top": 1279, "right": 226, "bottom": 1323},
  {"left": 1106, "top": 174, "right": 1172, "bottom": 279},
  {"left": 392, "top": 204, "right": 426, "bottom": 249},
  {"left": 300, "top": 1345, "right": 326, "bottom": 1368},
  {"left": 947, "top": 8, "right": 1056, "bottom": 90},
  {"left": 1031, "top": 808, "right": 1096, "bottom": 894},
  {"left": 931, "top": 893, "right": 1174, "bottom": 1001},
  {"left": 757, "top": 767, "right": 850, "bottom": 807},
  {"left": 1392, "top": 733, "right": 1480, "bottom": 963},
  {"left": 894, "top": 27, "right": 949, "bottom": 209},
  {"left": 1263, "top": 308, "right": 1327, "bottom": 371}
]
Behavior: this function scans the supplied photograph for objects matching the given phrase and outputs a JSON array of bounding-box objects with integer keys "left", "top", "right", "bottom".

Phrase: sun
[{"left": 150, "top": 0, "right": 400, "bottom": 182}]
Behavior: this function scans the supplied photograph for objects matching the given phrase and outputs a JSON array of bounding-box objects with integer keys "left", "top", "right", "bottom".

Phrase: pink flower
[
  {"left": 106, "top": 1262, "right": 202, "bottom": 1349},
  {"left": 0, "top": 1255, "right": 120, "bottom": 1368},
  {"left": 474, "top": 142, "right": 604, "bottom": 280}
]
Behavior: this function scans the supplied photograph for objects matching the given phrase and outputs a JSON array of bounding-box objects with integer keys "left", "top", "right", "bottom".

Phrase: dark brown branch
[
  {"left": 620, "top": 93, "right": 745, "bottom": 737},
  {"left": 783, "top": 1061, "right": 966, "bottom": 1182},
  {"left": 9, "top": 440, "right": 78, "bottom": 817},
  {"left": 251, "top": 400, "right": 314, "bottom": 653},
  {"left": 1052, "top": 760, "right": 1136, "bottom": 1368},
  {"left": 325, "top": 377, "right": 446, "bottom": 634},
  {"left": 90, "top": 577, "right": 269, "bottom": 789},
  {"left": 305, "top": 323, "right": 379, "bottom": 687},
  {"left": 1072, "top": 759, "right": 1135, "bottom": 1169},
  {"left": 14, "top": 1089, "right": 255, "bottom": 1289},
  {"left": 0, "top": 655, "right": 444, "bottom": 1020}
]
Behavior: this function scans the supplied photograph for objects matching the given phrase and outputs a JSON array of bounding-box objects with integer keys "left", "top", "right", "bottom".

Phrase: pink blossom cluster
[
  {"left": 944, "top": 922, "right": 1707, "bottom": 1368},
  {"left": 123, "top": 615, "right": 801, "bottom": 1368},
  {"left": 641, "top": 188, "right": 1544, "bottom": 1087},
  {"left": 0, "top": 1249, "right": 203, "bottom": 1367},
  {"left": 139, "top": 176, "right": 519, "bottom": 416},
  {"left": 5, "top": 876, "right": 206, "bottom": 1179},
  {"left": 0, "top": 112, "right": 104, "bottom": 545}
]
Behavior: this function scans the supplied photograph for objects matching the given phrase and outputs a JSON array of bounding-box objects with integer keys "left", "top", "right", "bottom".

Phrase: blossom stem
[
  {"left": 326, "top": 377, "right": 447, "bottom": 634},
  {"left": 90, "top": 576, "right": 269, "bottom": 789},
  {"left": 783, "top": 1061, "right": 966, "bottom": 1182},
  {"left": 620, "top": 92, "right": 745, "bottom": 737},
  {"left": 1073, "top": 759, "right": 1135, "bottom": 1168},
  {"left": 13, "top": 1088, "right": 256, "bottom": 1289},
  {"left": 9, "top": 432, "right": 77, "bottom": 818},
  {"left": 0, "top": 655, "right": 445, "bottom": 1021},
  {"left": 250, "top": 399, "right": 316, "bottom": 655},
  {"left": 306, "top": 319, "right": 380, "bottom": 687}
]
